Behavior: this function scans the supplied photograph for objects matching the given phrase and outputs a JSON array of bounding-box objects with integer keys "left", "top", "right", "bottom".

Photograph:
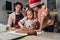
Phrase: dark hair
[
  {"left": 26, "top": 8, "right": 34, "bottom": 19},
  {"left": 26, "top": 3, "right": 30, "bottom": 8},
  {"left": 27, "top": 8, "right": 34, "bottom": 13},
  {"left": 15, "top": 2, "right": 23, "bottom": 10},
  {"left": 36, "top": 2, "right": 45, "bottom": 8}
]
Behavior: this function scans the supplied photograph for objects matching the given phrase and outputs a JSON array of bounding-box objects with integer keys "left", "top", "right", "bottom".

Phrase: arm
[
  {"left": 38, "top": 6, "right": 49, "bottom": 31},
  {"left": 35, "top": 17, "right": 45, "bottom": 32},
  {"left": 18, "top": 17, "right": 26, "bottom": 29},
  {"left": 42, "top": 20, "right": 54, "bottom": 29},
  {"left": 6, "top": 14, "right": 12, "bottom": 30},
  {"left": 18, "top": 21, "right": 25, "bottom": 29},
  {"left": 34, "top": 6, "right": 48, "bottom": 32}
]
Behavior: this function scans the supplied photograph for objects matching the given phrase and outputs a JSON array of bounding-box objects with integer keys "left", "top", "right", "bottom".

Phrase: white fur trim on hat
[{"left": 30, "top": 1, "right": 41, "bottom": 8}]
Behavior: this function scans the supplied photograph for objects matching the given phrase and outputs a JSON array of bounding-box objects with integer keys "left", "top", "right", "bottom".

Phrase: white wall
[
  {"left": 0, "top": 0, "right": 7, "bottom": 24},
  {"left": 0, "top": 0, "right": 28, "bottom": 24}
]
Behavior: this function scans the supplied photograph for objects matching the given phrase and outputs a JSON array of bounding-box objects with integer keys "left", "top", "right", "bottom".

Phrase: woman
[
  {"left": 38, "top": 3, "right": 54, "bottom": 32},
  {"left": 29, "top": 0, "right": 54, "bottom": 32},
  {"left": 6, "top": 2, "right": 24, "bottom": 30}
]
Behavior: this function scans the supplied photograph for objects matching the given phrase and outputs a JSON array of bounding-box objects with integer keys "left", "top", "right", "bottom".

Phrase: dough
[{"left": 16, "top": 29, "right": 29, "bottom": 33}]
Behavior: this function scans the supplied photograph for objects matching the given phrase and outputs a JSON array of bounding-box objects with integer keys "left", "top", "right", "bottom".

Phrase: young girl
[
  {"left": 18, "top": 9, "right": 38, "bottom": 30},
  {"left": 6, "top": 2, "right": 24, "bottom": 30}
]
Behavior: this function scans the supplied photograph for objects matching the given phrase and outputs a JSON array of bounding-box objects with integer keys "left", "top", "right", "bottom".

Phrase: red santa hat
[{"left": 29, "top": 0, "right": 41, "bottom": 8}]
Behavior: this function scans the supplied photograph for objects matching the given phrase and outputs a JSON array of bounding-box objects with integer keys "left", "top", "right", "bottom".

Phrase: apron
[{"left": 14, "top": 13, "right": 24, "bottom": 28}]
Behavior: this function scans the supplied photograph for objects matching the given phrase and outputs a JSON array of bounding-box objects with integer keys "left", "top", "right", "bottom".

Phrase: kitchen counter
[
  {"left": 0, "top": 23, "right": 60, "bottom": 40},
  {"left": 0, "top": 31, "right": 28, "bottom": 40},
  {"left": 0, "top": 31, "right": 60, "bottom": 40},
  {"left": 20, "top": 32, "right": 60, "bottom": 40}
]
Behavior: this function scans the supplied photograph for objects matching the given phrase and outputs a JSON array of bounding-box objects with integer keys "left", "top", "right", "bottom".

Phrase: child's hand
[
  {"left": 33, "top": 18, "right": 38, "bottom": 24},
  {"left": 28, "top": 25, "right": 33, "bottom": 30},
  {"left": 21, "top": 27, "right": 26, "bottom": 30}
]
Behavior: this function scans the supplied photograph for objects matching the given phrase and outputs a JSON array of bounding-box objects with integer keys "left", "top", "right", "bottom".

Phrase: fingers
[{"left": 28, "top": 30, "right": 37, "bottom": 35}]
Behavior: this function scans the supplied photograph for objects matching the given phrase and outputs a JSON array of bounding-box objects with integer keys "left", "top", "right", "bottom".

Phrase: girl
[
  {"left": 6, "top": 2, "right": 24, "bottom": 30},
  {"left": 18, "top": 8, "right": 38, "bottom": 30}
]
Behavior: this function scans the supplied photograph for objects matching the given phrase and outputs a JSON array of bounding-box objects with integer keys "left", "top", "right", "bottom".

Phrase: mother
[{"left": 29, "top": 0, "right": 54, "bottom": 32}]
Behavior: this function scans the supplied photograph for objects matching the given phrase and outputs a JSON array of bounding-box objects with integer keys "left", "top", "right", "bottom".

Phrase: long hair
[
  {"left": 26, "top": 8, "right": 34, "bottom": 19},
  {"left": 14, "top": 2, "right": 23, "bottom": 11}
]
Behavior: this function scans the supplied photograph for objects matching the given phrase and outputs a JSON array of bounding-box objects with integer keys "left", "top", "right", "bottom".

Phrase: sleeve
[
  {"left": 7, "top": 14, "right": 12, "bottom": 27},
  {"left": 19, "top": 17, "right": 27, "bottom": 24}
]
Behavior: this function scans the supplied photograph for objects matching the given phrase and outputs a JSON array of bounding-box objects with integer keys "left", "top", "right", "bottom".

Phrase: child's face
[{"left": 27, "top": 11, "right": 33, "bottom": 19}]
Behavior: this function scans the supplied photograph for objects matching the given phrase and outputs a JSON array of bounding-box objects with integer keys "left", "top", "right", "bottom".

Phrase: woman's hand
[{"left": 6, "top": 26, "right": 10, "bottom": 31}]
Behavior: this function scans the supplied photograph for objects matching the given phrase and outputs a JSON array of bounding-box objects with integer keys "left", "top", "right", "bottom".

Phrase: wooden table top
[{"left": 20, "top": 32, "right": 60, "bottom": 40}]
